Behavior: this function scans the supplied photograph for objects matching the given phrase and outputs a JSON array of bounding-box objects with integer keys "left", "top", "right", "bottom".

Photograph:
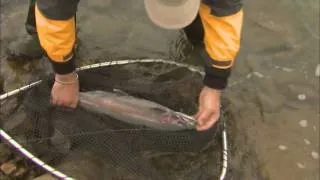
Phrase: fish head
[
  {"left": 155, "top": 108, "right": 197, "bottom": 128},
  {"left": 172, "top": 112, "right": 197, "bottom": 127}
]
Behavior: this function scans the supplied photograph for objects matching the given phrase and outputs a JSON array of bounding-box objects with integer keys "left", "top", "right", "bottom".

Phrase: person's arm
[
  {"left": 35, "top": 1, "right": 79, "bottom": 108},
  {"left": 199, "top": 0, "right": 243, "bottom": 90},
  {"left": 195, "top": 0, "right": 243, "bottom": 131}
]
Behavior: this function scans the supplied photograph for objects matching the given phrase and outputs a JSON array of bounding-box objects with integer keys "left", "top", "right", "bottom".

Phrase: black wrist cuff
[
  {"left": 203, "top": 65, "right": 230, "bottom": 90},
  {"left": 49, "top": 55, "right": 76, "bottom": 75},
  {"left": 203, "top": 74, "right": 228, "bottom": 90}
]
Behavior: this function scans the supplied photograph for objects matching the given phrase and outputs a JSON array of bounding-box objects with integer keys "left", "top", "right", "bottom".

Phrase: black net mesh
[{"left": 0, "top": 61, "right": 225, "bottom": 180}]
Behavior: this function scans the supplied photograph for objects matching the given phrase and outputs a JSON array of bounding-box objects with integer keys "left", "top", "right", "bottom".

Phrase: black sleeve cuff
[
  {"left": 49, "top": 55, "right": 76, "bottom": 75},
  {"left": 203, "top": 65, "right": 231, "bottom": 90},
  {"left": 203, "top": 0, "right": 243, "bottom": 17}
]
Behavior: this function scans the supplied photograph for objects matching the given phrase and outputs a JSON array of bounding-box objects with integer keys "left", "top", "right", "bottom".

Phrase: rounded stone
[
  {"left": 278, "top": 145, "right": 288, "bottom": 151},
  {"left": 297, "top": 94, "right": 306, "bottom": 100},
  {"left": 299, "top": 120, "right": 308, "bottom": 128},
  {"left": 311, "top": 151, "right": 319, "bottom": 160}
]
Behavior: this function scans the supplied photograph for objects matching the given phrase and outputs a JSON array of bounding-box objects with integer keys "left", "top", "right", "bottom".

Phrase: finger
[
  {"left": 193, "top": 105, "right": 205, "bottom": 125},
  {"left": 69, "top": 101, "right": 77, "bottom": 109},
  {"left": 193, "top": 109, "right": 204, "bottom": 126},
  {"left": 73, "top": 97, "right": 79, "bottom": 108},
  {"left": 196, "top": 110, "right": 212, "bottom": 128},
  {"left": 63, "top": 98, "right": 78, "bottom": 110},
  {"left": 197, "top": 112, "right": 220, "bottom": 131},
  {"left": 51, "top": 97, "right": 58, "bottom": 106},
  {"left": 55, "top": 98, "right": 65, "bottom": 107},
  {"left": 193, "top": 109, "right": 203, "bottom": 123},
  {"left": 69, "top": 103, "right": 77, "bottom": 109},
  {"left": 62, "top": 101, "right": 74, "bottom": 110}
]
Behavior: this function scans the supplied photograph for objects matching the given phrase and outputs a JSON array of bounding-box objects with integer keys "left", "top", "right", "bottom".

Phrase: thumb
[
  {"left": 193, "top": 105, "right": 204, "bottom": 125},
  {"left": 196, "top": 109, "right": 212, "bottom": 127}
]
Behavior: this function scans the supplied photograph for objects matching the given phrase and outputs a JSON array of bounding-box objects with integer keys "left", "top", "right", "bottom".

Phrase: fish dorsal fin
[{"left": 113, "top": 88, "right": 130, "bottom": 96}]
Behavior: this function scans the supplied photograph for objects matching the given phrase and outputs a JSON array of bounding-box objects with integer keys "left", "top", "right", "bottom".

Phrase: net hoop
[{"left": 0, "top": 59, "right": 228, "bottom": 180}]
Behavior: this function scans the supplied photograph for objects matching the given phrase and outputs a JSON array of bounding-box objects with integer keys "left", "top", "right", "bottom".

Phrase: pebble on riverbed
[
  {"left": 253, "top": 72, "right": 264, "bottom": 78},
  {"left": 13, "top": 167, "right": 27, "bottom": 178},
  {"left": 311, "top": 151, "right": 319, "bottom": 160},
  {"left": 297, "top": 94, "right": 306, "bottom": 100},
  {"left": 282, "top": 67, "right": 294, "bottom": 72},
  {"left": 278, "top": 145, "right": 288, "bottom": 151},
  {"left": 299, "top": 120, "right": 308, "bottom": 128},
  {"left": 33, "top": 174, "right": 56, "bottom": 180},
  {"left": 315, "top": 64, "right": 320, "bottom": 77},
  {"left": 296, "top": 162, "right": 305, "bottom": 169},
  {"left": 0, "top": 161, "right": 17, "bottom": 175},
  {"left": 0, "top": 143, "right": 31, "bottom": 179},
  {"left": 303, "top": 139, "right": 311, "bottom": 145}
]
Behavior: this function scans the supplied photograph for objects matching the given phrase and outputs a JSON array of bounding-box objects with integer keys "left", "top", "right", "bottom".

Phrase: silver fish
[{"left": 78, "top": 90, "right": 196, "bottom": 131}]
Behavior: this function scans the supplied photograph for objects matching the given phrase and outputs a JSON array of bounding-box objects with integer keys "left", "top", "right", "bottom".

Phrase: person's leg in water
[
  {"left": 6, "top": 0, "right": 44, "bottom": 61},
  {"left": 183, "top": 14, "right": 204, "bottom": 47},
  {"left": 182, "top": 14, "right": 205, "bottom": 65}
]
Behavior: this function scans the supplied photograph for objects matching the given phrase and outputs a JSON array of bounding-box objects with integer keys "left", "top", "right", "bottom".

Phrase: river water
[{"left": 0, "top": 0, "right": 319, "bottom": 180}]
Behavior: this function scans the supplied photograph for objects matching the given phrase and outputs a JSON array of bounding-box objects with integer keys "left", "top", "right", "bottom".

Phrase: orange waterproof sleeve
[
  {"left": 35, "top": 4, "right": 76, "bottom": 74},
  {"left": 199, "top": 1, "right": 243, "bottom": 89}
]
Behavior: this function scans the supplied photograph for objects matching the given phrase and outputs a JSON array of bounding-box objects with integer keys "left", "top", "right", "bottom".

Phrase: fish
[{"left": 78, "top": 90, "right": 197, "bottom": 131}]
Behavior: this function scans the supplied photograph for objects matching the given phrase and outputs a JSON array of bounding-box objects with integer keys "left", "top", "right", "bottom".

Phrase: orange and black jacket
[{"left": 35, "top": 0, "right": 243, "bottom": 90}]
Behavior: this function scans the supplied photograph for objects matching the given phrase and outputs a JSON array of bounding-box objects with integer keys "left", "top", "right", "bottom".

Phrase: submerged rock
[
  {"left": 299, "top": 120, "right": 308, "bottom": 128},
  {"left": 0, "top": 143, "right": 11, "bottom": 163},
  {"left": 297, "top": 94, "right": 306, "bottom": 101},
  {"left": 296, "top": 162, "right": 305, "bottom": 169},
  {"left": 311, "top": 151, "right": 319, "bottom": 160},
  {"left": 315, "top": 64, "right": 320, "bottom": 77},
  {"left": 304, "top": 139, "right": 311, "bottom": 145},
  {"left": 278, "top": 145, "right": 288, "bottom": 151},
  {"left": 0, "top": 161, "right": 17, "bottom": 175},
  {"left": 288, "top": 84, "right": 319, "bottom": 101},
  {"left": 13, "top": 167, "right": 28, "bottom": 178},
  {"left": 33, "top": 173, "right": 56, "bottom": 180},
  {"left": 3, "top": 110, "right": 28, "bottom": 132},
  {"left": 54, "top": 149, "right": 103, "bottom": 180}
]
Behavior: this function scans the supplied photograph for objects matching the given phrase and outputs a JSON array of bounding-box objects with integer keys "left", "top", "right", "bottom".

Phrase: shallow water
[{"left": 0, "top": 0, "right": 319, "bottom": 180}]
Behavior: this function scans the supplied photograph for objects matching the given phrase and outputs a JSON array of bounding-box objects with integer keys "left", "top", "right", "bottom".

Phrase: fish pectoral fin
[{"left": 112, "top": 88, "right": 130, "bottom": 96}]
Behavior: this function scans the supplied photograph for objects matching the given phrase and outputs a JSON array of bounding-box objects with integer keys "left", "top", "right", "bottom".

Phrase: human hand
[
  {"left": 51, "top": 72, "right": 79, "bottom": 109},
  {"left": 194, "top": 86, "right": 221, "bottom": 131}
]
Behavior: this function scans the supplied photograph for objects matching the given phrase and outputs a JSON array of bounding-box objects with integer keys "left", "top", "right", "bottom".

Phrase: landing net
[{"left": 0, "top": 59, "right": 229, "bottom": 180}]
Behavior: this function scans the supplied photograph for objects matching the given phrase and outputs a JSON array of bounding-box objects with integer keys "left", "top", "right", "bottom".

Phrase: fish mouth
[
  {"left": 150, "top": 107, "right": 195, "bottom": 125},
  {"left": 156, "top": 110, "right": 196, "bottom": 128},
  {"left": 159, "top": 111, "right": 197, "bottom": 128},
  {"left": 174, "top": 112, "right": 197, "bottom": 127}
]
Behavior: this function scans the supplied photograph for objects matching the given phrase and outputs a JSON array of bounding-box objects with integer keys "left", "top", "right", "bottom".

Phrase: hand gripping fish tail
[{"left": 78, "top": 90, "right": 197, "bottom": 131}]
